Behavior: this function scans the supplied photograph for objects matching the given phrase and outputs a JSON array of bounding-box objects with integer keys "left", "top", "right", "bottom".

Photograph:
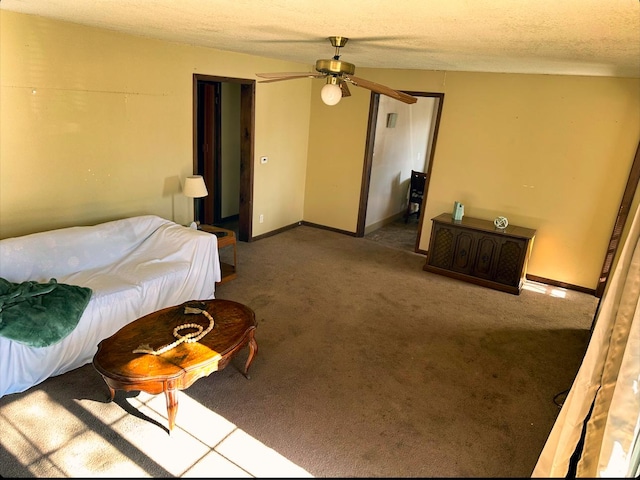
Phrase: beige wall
[
  {"left": 304, "top": 68, "right": 640, "bottom": 289},
  {"left": 220, "top": 83, "right": 241, "bottom": 218},
  {"left": 0, "top": 10, "right": 311, "bottom": 238},
  {"left": 2, "top": 11, "right": 639, "bottom": 290}
]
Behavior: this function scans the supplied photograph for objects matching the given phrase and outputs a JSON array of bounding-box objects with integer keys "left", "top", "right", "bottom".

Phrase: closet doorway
[
  {"left": 193, "top": 74, "right": 255, "bottom": 242},
  {"left": 357, "top": 92, "right": 444, "bottom": 254}
]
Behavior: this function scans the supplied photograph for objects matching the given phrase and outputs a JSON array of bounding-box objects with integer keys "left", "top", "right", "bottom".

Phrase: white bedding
[{"left": 0, "top": 215, "right": 221, "bottom": 398}]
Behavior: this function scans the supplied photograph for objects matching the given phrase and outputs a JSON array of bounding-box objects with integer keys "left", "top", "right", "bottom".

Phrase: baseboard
[
  {"left": 251, "top": 221, "right": 355, "bottom": 242},
  {"left": 299, "top": 221, "right": 357, "bottom": 237},
  {"left": 525, "top": 274, "right": 596, "bottom": 296},
  {"left": 250, "top": 222, "right": 302, "bottom": 241},
  {"left": 252, "top": 224, "right": 593, "bottom": 297}
]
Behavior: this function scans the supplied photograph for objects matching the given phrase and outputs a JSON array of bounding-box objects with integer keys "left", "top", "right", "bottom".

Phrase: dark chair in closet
[{"left": 404, "top": 170, "right": 428, "bottom": 223}]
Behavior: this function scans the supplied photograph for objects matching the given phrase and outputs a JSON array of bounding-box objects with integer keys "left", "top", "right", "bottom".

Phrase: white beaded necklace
[{"left": 132, "top": 305, "right": 215, "bottom": 355}]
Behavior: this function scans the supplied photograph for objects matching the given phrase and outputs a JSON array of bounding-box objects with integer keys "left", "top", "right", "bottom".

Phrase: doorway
[
  {"left": 357, "top": 92, "right": 444, "bottom": 254},
  {"left": 193, "top": 74, "right": 255, "bottom": 242}
]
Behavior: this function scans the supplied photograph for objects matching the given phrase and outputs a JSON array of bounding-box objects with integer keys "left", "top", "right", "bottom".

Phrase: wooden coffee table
[{"left": 92, "top": 299, "right": 257, "bottom": 432}]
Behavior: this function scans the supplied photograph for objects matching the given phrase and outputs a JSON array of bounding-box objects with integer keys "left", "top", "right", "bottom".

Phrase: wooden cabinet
[{"left": 423, "top": 213, "right": 536, "bottom": 294}]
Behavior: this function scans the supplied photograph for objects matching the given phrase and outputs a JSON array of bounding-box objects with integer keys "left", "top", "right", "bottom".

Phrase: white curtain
[{"left": 532, "top": 190, "right": 640, "bottom": 478}]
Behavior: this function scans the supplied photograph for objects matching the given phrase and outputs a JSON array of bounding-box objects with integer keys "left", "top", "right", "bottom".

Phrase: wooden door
[{"left": 201, "top": 82, "right": 221, "bottom": 225}]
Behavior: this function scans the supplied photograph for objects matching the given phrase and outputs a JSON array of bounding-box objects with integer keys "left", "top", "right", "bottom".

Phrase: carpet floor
[{"left": 0, "top": 224, "right": 599, "bottom": 477}]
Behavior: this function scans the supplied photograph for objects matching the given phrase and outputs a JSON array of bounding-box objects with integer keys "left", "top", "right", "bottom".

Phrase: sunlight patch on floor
[
  {"left": 522, "top": 280, "right": 568, "bottom": 298},
  {"left": 0, "top": 389, "right": 312, "bottom": 477}
]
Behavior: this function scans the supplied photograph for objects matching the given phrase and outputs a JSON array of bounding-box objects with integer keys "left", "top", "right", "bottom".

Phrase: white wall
[{"left": 365, "top": 96, "right": 436, "bottom": 229}]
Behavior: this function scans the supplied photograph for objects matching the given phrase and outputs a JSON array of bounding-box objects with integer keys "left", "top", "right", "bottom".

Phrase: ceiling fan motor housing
[
  {"left": 315, "top": 59, "right": 355, "bottom": 76},
  {"left": 329, "top": 36, "right": 349, "bottom": 48}
]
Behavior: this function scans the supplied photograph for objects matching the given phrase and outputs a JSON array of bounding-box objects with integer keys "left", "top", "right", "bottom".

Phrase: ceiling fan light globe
[{"left": 321, "top": 83, "right": 342, "bottom": 106}]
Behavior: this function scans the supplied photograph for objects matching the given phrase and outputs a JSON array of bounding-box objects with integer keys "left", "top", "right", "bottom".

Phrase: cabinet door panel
[
  {"left": 473, "top": 235, "right": 498, "bottom": 279},
  {"left": 428, "top": 225, "right": 455, "bottom": 269},
  {"left": 451, "top": 231, "right": 474, "bottom": 273},
  {"left": 495, "top": 239, "right": 526, "bottom": 286}
]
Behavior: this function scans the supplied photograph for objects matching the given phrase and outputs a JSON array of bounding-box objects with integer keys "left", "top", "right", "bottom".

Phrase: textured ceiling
[{"left": 2, "top": 0, "right": 639, "bottom": 78}]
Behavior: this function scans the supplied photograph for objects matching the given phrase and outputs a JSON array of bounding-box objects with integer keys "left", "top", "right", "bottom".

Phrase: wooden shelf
[{"left": 219, "top": 262, "right": 237, "bottom": 284}]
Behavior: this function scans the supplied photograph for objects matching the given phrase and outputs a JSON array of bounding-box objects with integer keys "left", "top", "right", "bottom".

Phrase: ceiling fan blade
[
  {"left": 344, "top": 75, "right": 417, "bottom": 104},
  {"left": 256, "top": 72, "right": 326, "bottom": 83},
  {"left": 256, "top": 72, "right": 319, "bottom": 78},
  {"left": 340, "top": 81, "right": 351, "bottom": 97},
  {"left": 258, "top": 76, "right": 325, "bottom": 83}
]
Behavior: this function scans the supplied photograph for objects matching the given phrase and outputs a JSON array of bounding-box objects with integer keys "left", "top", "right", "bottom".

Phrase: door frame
[
  {"left": 595, "top": 141, "right": 640, "bottom": 298},
  {"left": 193, "top": 74, "right": 255, "bottom": 242},
  {"left": 356, "top": 91, "right": 445, "bottom": 254}
]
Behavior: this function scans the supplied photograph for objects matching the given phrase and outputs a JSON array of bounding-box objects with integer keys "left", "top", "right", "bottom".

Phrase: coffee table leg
[
  {"left": 244, "top": 332, "right": 258, "bottom": 377},
  {"left": 165, "top": 388, "right": 179, "bottom": 432},
  {"left": 98, "top": 375, "right": 116, "bottom": 402}
]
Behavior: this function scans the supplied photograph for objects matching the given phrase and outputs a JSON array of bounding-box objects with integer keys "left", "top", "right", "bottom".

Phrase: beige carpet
[{"left": 0, "top": 225, "right": 599, "bottom": 477}]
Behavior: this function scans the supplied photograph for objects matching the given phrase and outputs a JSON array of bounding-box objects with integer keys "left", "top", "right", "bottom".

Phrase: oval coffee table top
[{"left": 93, "top": 299, "right": 256, "bottom": 385}]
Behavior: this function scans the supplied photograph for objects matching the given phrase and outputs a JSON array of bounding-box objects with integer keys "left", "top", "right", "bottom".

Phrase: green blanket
[{"left": 0, "top": 278, "right": 92, "bottom": 348}]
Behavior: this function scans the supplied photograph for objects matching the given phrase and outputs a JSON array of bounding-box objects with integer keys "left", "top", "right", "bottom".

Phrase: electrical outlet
[
  {"left": 259, "top": 214, "right": 264, "bottom": 223},
  {"left": 260, "top": 156, "right": 268, "bottom": 164}
]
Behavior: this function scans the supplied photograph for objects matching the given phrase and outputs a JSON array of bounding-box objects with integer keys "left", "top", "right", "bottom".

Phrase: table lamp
[{"left": 183, "top": 175, "right": 208, "bottom": 228}]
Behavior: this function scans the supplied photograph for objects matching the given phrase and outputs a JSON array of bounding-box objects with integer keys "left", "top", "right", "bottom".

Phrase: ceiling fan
[{"left": 256, "top": 36, "right": 417, "bottom": 106}]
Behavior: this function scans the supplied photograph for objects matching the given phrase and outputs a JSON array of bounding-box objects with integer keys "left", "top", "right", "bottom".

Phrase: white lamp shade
[
  {"left": 183, "top": 175, "right": 208, "bottom": 198},
  {"left": 321, "top": 83, "right": 342, "bottom": 106}
]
